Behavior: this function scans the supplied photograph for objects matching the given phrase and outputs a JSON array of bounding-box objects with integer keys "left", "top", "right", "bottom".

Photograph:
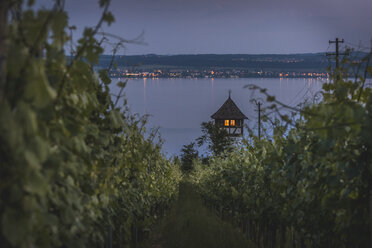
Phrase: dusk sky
[{"left": 57, "top": 0, "right": 372, "bottom": 54}]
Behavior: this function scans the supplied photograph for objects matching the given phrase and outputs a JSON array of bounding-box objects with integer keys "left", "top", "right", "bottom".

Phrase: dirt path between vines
[{"left": 146, "top": 182, "right": 254, "bottom": 248}]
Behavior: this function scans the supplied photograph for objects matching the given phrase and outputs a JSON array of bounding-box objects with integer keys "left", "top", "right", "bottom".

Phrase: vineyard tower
[{"left": 211, "top": 92, "right": 248, "bottom": 136}]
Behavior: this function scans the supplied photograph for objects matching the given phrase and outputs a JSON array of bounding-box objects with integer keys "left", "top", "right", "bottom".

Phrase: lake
[{"left": 110, "top": 78, "right": 326, "bottom": 156}]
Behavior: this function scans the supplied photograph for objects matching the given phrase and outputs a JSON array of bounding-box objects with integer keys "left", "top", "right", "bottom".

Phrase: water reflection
[{"left": 143, "top": 78, "right": 147, "bottom": 114}]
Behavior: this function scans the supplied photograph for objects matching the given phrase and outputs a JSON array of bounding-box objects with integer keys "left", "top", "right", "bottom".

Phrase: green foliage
[
  {"left": 197, "top": 121, "right": 234, "bottom": 156},
  {"left": 190, "top": 55, "right": 372, "bottom": 247},
  {"left": 180, "top": 142, "right": 198, "bottom": 173},
  {"left": 0, "top": 1, "right": 181, "bottom": 248}
]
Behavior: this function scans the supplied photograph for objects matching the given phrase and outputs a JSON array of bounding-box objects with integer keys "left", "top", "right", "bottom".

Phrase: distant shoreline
[{"left": 95, "top": 53, "right": 369, "bottom": 79}]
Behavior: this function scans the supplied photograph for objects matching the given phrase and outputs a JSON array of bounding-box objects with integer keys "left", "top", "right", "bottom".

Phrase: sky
[{"left": 45, "top": 0, "right": 372, "bottom": 54}]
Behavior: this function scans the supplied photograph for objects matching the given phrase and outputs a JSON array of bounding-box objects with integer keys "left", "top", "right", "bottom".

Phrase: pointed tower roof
[{"left": 211, "top": 94, "right": 248, "bottom": 120}]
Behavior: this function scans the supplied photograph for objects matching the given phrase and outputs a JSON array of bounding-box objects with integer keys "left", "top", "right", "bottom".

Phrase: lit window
[
  {"left": 224, "top": 120, "right": 229, "bottom": 126},
  {"left": 230, "top": 120, "right": 235, "bottom": 126}
]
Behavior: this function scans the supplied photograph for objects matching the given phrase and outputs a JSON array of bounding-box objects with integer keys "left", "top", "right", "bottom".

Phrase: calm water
[{"left": 110, "top": 78, "right": 325, "bottom": 156}]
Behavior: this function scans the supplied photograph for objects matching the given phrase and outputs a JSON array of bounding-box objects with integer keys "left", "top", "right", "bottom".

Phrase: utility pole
[
  {"left": 254, "top": 100, "right": 262, "bottom": 139},
  {"left": 326, "top": 38, "right": 348, "bottom": 79}
]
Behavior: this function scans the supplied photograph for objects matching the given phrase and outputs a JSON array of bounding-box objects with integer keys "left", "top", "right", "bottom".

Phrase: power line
[
  {"left": 253, "top": 100, "right": 262, "bottom": 140},
  {"left": 288, "top": 82, "right": 308, "bottom": 106},
  {"left": 344, "top": 41, "right": 370, "bottom": 51}
]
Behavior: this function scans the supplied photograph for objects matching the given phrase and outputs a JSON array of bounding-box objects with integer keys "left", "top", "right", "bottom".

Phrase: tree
[
  {"left": 180, "top": 142, "right": 199, "bottom": 172},
  {"left": 196, "top": 121, "right": 234, "bottom": 156}
]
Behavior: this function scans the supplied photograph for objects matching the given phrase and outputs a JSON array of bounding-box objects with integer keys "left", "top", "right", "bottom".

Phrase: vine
[
  {"left": 191, "top": 52, "right": 372, "bottom": 247},
  {"left": 0, "top": 1, "right": 181, "bottom": 247}
]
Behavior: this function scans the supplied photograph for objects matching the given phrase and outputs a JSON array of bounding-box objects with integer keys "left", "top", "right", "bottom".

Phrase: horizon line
[{"left": 100, "top": 52, "right": 329, "bottom": 56}]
